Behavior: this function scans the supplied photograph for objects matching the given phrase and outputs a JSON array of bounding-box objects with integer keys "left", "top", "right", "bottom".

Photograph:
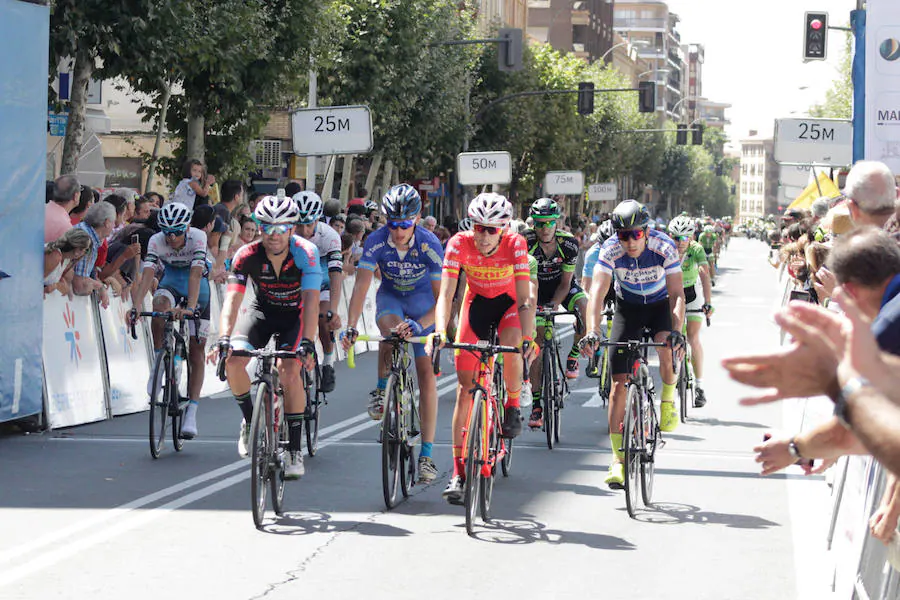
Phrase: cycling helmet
[
  {"left": 668, "top": 215, "right": 695, "bottom": 237},
  {"left": 365, "top": 199, "right": 379, "bottom": 213},
  {"left": 610, "top": 199, "right": 650, "bottom": 230},
  {"left": 597, "top": 219, "right": 615, "bottom": 242},
  {"left": 703, "top": 224, "right": 715, "bottom": 233},
  {"left": 381, "top": 184, "right": 422, "bottom": 220},
  {"left": 255, "top": 194, "right": 300, "bottom": 225},
  {"left": 458, "top": 217, "right": 474, "bottom": 232},
  {"left": 292, "top": 191, "right": 323, "bottom": 225},
  {"left": 509, "top": 219, "right": 528, "bottom": 235},
  {"left": 529, "top": 197, "right": 560, "bottom": 220},
  {"left": 158, "top": 202, "right": 192, "bottom": 231},
  {"left": 468, "top": 192, "right": 512, "bottom": 227}
]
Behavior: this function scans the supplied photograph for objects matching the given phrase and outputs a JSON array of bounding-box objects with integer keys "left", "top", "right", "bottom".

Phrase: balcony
[{"left": 613, "top": 17, "right": 667, "bottom": 30}]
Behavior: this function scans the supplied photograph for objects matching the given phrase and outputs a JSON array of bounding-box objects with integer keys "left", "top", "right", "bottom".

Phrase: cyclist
[
  {"left": 128, "top": 202, "right": 210, "bottom": 439},
  {"left": 430, "top": 193, "right": 536, "bottom": 504},
  {"left": 581, "top": 219, "right": 616, "bottom": 376},
  {"left": 667, "top": 215, "right": 713, "bottom": 407},
  {"left": 581, "top": 200, "right": 685, "bottom": 490},
  {"left": 292, "top": 191, "right": 343, "bottom": 393},
  {"left": 207, "top": 195, "right": 321, "bottom": 479},
  {"left": 698, "top": 224, "right": 718, "bottom": 284},
  {"left": 523, "top": 198, "right": 587, "bottom": 429},
  {"left": 340, "top": 184, "right": 444, "bottom": 483}
]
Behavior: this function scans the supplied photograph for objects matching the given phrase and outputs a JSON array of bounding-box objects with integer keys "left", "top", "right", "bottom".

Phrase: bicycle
[
  {"left": 215, "top": 336, "right": 313, "bottom": 529},
  {"left": 597, "top": 329, "right": 670, "bottom": 518},
  {"left": 431, "top": 332, "right": 519, "bottom": 536},
  {"left": 347, "top": 333, "right": 426, "bottom": 509},
  {"left": 302, "top": 352, "right": 326, "bottom": 457},
  {"left": 534, "top": 309, "right": 578, "bottom": 449},
  {"left": 585, "top": 302, "right": 616, "bottom": 409},
  {"left": 678, "top": 308, "right": 710, "bottom": 423},
  {"left": 130, "top": 308, "right": 200, "bottom": 459}
]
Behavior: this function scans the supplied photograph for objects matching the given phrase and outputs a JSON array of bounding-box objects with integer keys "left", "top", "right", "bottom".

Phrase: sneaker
[
  {"left": 320, "top": 364, "right": 336, "bottom": 393},
  {"left": 284, "top": 451, "right": 305, "bottom": 480},
  {"left": 238, "top": 420, "right": 251, "bottom": 458},
  {"left": 693, "top": 388, "right": 707, "bottom": 408},
  {"left": 417, "top": 456, "right": 438, "bottom": 484},
  {"left": 660, "top": 402, "right": 679, "bottom": 432},
  {"left": 180, "top": 403, "right": 198, "bottom": 439},
  {"left": 605, "top": 462, "right": 625, "bottom": 490},
  {"left": 528, "top": 406, "right": 544, "bottom": 429},
  {"left": 501, "top": 406, "right": 522, "bottom": 439},
  {"left": 367, "top": 389, "right": 385, "bottom": 421},
  {"left": 566, "top": 357, "right": 579, "bottom": 379},
  {"left": 442, "top": 475, "right": 465, "bottom": 505}
]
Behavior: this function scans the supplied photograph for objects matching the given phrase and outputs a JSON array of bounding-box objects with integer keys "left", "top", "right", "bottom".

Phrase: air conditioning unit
[{"left": 250, "top": 140, "right": 282, "bottom": 169}]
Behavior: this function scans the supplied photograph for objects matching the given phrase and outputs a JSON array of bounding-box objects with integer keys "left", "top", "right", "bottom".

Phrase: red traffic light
[{"left": 810, "top": 19, "right": 823, "bottom": 30}]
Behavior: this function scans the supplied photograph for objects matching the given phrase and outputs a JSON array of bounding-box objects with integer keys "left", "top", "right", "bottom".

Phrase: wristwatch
[
  {"left": 787, "top": 439, "right": 803, "bottom": 460},
  {"left": 833, "top": 376, "right": 871, "bottom": 429}
]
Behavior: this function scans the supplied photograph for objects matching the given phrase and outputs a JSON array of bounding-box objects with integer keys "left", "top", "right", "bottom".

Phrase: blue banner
[{"left": 0, "top": 0, "right": 50, "bottom": 423}]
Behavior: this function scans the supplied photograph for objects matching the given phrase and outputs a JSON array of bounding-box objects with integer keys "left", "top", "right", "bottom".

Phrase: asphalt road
[{"left": 0, "top": 237, "right": 833, "bottom": 599}]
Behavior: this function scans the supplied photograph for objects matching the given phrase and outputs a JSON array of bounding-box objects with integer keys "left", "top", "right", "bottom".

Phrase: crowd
[{"left": 723, "top": 159, "right": 900, "bottom": 564}]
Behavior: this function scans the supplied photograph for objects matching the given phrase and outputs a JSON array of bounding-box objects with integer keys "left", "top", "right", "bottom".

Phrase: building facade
[
  {"left": 477, "top": 0, "right": 529, "bottom": 33},
  {"left": 613, "top": 0, "right": 683, "bottom": 122},
  {"left": 738, "top": 132, "right": 779, "bottom": 223},
  {"left": 526, "top": 0, "right": 614, "bottom": 62}
]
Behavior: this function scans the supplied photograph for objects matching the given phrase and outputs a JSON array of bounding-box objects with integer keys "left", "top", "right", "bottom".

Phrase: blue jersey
[
  {"left": 582, "top": 241, "right": 602, "bottom": 281},
  {"left": 358, "top": 226, "right": 444, "bottom": 296},
  {"left": 595, "top": 229, "right": 681, "bottom": 305}
]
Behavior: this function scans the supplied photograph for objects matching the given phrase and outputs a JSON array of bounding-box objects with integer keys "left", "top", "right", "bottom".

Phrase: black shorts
[
  {"left": 537, "top": 278, "right": 587, "bottom": 311},
  {"left": 232, "top": 308, "right": 304, "bottom": 353},
  {"left": 609, "top": 299, "right": 673, "bottom": 375}
]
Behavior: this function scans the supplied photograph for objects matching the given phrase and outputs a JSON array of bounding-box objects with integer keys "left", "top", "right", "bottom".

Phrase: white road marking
[{"left": 581, "top": 392, "right": 605, "bottom": 408}]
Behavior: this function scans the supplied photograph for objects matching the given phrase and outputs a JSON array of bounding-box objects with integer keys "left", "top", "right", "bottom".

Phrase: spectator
[
  {"left": 133, "top": 196, "right": 153, "bottom": 222},
  {"left": 44, "top": 227, "right": 92, "bottom": 297},
  {"left": 422, "top": 215, "right": 437, "bottom": 232},
  {"left": 284, "top": 181, "right": 302, "bottom": 198},
  {"left": 323, "top": 198, "right": 342, "bottom": 223},
  {"left": 45, "top": 180, "right": 54, "bottom": 204},
  {"left": 192, "top": 205, "right": 227, "bottom": 284},
  {"left": 143, "top": 191, "right": 164, "bottom": 208},
  {"left": 70, "top": 186, "right": 98, "bottom": 226},
  {"left": 346, "top": 215, "right": 366, "bottom": 266},
  {"left": 329, "top": 213, "right": 346, "bottom": 235},
  {"left": 169, "top": 158, "right": 214, "bottom": 209},
  {"left": 365, "top": 200, "right": 382, "bottom": 231},
  {"left": 844, "top": 160, "right": 898, "bottom": 229},
  {"left": 214, "top": 179, "right": 244, "bottom": 258},
  {"left": 340, "top": 232, "right": 355, "bottom": 275},
  {"left": 435, "top": 225, "right": 451, "bottom": 248},
  {"left": 237, "top": 215, "right": 258, "bottom": 246},
  {"left": 45, "top": 174, "right": 80, "bottom": 242},
  {"left": 103, "top": 225, "right": 144, "bottom": 295},
  {"left": 71, "top": 201, "right": 116, "bottom": 305},
  {"left": 247, "top": 191, "right": 264, "bottom": 213},
  {"left": 103, "top": 194, "right": 129, "bottom": 239}
]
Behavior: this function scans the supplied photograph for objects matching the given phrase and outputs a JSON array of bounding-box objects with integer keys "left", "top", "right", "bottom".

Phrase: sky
[{"left": 665, "top": 0, "right": 858, "bottom": 149}]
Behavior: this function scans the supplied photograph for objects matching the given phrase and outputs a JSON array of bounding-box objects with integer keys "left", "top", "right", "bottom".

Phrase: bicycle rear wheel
[
  {"left": 678, "top": 354, "right": 689, "bottom": 423},
  {"left": 479, "top": 399, "right": 499, "bottom": 522},
  {"left": 641, "top": 393, "right": 660, "bottom": 506},
  {"left": 381, "top": 375, "right": 402, "bottom": 509},
  {"left": 305, "top": 368, "right": 320, "bottom": 457},
  {"left": 250, "top": 382, "right": 272, "bottom": 529},
  {"left": 623, "top": 384, "right": 642, "bottom": 518},
  {"left": 271, "top": 394, "right": 287, "bottom": 516},
  {"left": 464, "top": 392, "right": 484, "bottom": 537},
  {"left": 542, "top": 348, "right": 555, "bottom": 450},
  {"left": 148, "top": 350, "right": 170, "bottom": 459}
]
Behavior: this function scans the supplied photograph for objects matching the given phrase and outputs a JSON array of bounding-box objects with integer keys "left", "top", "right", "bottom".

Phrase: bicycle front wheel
[
  {"left": 479, "top": 399, "right": 500, "bottom": 522},
  {"left": 271, "top": 394, "right": 287, "bottom": 516},
  {"left": 148, "top": 350, "right": 170, "bottom": 459},
  {"left": 678, "top": 354, "right": 689, "bottom": 424},
  {"left": 464, "top": 391, "right": 484, "bottom": 536},
  {"left": 250, "top": 382, "right": 272, "bottom": 529},
  {"left": 172, "top": 339, "right": 190, "bottom": 452},
  {"left": 381, "top": 375, "right": 402, "bottom": 509},
  {"left": 641, "top": 394, "right": 659, "bottom": 506},
  {"left": 623, "top": 384, "right": 642, "bottom": 518},
  {"left": 399, "top": 372, "right": 417, "bottom": 498},
  {"left": 305, "top": 369, "right": 320, "bottom": 457},
  {"left": 542, "top": 348, "right": 556, "bottom": 450}
]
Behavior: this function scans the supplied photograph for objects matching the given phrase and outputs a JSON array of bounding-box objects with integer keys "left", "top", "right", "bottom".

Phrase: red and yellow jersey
[{"left": 443, "top": 230, "right": 530, "bottom": 299}]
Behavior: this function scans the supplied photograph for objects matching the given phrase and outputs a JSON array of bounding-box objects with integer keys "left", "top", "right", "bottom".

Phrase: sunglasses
[
  {"left": 387, "top": 219, "right": 414, "bottom": 230},
  {"left": 616, "top": 228, "right": 647, "bottom": 242},
  {"left": 162, "top": 228, "right": 186, "bottom": 238},
  {"left": 534, "top": 220, "right": 557, "bottom": 229},
  {"left": 673, "top": 235, "right": 690, "bottom": 242},
  {"left": 473, "top": 224, "right": 500, "bottom": 235},
  {"left": 260, "top": 223, "right": 292, "bottom": 235}
]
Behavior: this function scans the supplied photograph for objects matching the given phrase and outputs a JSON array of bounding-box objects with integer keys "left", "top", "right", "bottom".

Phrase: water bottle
[
  {"left": 173, "top": 355, "right": 184, "bottom": 387},
  {"left": 520, "top": 381, "right": 533, "bottom": 410}
]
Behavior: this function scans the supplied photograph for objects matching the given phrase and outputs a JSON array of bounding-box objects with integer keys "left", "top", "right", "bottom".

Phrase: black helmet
[
  {"left": 529, "top": 197, "right": 560, "bottom": 220},
  {"left": 611, "top": 200, "right": 650, "bottom": 230}
]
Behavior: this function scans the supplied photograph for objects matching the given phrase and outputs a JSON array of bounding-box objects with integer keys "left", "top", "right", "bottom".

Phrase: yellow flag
[{"left": 787, "top": 171, "right": 841, "bottom": 210}]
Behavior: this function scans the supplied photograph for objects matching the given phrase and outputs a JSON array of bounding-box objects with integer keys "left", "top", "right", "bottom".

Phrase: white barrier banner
[
  {"left": 42, "top": 292, "right": 107, "bottom": 428},
  {"left": 201, "top": 284, "right": 230, "bottom": 396},
  {"left": 360, "top": 279, "right": 380, "bottom": 351},
  {"left": 341, "top": 274, "right": 368, "bottom": 356},
  {"left": 101, "top": 293, "right": 152, "bottom": 416}
]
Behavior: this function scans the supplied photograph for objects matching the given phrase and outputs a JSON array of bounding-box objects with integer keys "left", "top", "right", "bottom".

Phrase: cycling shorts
[
  {"left": 684, "top": 283, "right": 705, "bottom": 322},
  {"left": 537, "top": 279, "right": 587, "bottom": 313},
  {"left": 232, "top": 308, "right": 306, "bottom": 354},
  {"left": 455, "top": 293, "right": 520, "bottom": 372},
  {"left": 375, "top": 288, "right": 436, "bottom": 358},
  {"left": 609, "top": 299, "right": 672, "bottom": 375},
  {"left": 153, "top": 285, "right": 211, "bottom": 340}
]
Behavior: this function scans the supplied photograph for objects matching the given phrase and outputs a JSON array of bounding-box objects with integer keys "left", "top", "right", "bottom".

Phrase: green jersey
[
  {"left": 528, "top": 254, "right": 538, "bottom": 281},
  {"left": 681, "top": 241, "right": 708, "bottom": 288},
  {"left": 699, "top": 231, "right": 718, "bottom": 250}
]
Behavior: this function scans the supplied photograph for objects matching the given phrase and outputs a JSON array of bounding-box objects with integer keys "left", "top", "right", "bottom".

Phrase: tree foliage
[{"left": 809, "top": 30, "right": 852, "bottom": 119}]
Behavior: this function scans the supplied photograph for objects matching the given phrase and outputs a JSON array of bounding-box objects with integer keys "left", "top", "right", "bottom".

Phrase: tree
[{"left": 809, "top": 30, "right": 852, "bottom": 119}]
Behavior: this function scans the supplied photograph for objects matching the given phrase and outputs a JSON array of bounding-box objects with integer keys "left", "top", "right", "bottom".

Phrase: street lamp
[
  {"left": 638, "top": 68, "right": 669, "bottom": 79},
  {"left": 600, "top": 39, "right": 649, "bottom": 63},
  {"left": 669, "top": 97, "right": 687, "bottom": 118}
]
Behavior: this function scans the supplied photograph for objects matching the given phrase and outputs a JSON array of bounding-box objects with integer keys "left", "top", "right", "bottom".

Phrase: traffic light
[
  {"left": 692, "top": 123, "right": 704, "bottom": 145},
  {"left": 498, "top": 28, "right": 524, "bottom": 71},
  {"left": 803, "top": 12, "right": 828, "bottom": 61},
  {"left": 676, "top": 124, "right": 688, "bottom": 145},
  {"left": 638, "top": 81, "right": 655, "bottom": 113},
  {"left": 577, "top": 82, "right": 595, "bottom": 115}
]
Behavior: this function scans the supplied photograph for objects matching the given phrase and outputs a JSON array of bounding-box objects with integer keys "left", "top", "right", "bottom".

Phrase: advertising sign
[
  {"left": 100, "top": 294, "right": 152, "bottom": 416},
  {"left": 866, "top": 1, "right": 900, "bottom": 173}
]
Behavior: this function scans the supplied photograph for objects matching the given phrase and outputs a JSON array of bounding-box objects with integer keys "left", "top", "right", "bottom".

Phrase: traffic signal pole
[{"left": 473, "top": 87, "right": 640, "bottom": 121}]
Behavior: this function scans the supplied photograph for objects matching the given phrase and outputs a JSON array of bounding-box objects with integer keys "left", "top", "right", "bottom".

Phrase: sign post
[
  {"left": 773, "top": 117, "right": 853, "bottom": 166},
  {"left": 291, "top": 105, "right": 374, "bottom": 156}
]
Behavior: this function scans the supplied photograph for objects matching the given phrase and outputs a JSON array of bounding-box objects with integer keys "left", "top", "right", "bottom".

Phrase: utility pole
[{"left": 306, "top": 60, "right": 317, "bottom": 192}]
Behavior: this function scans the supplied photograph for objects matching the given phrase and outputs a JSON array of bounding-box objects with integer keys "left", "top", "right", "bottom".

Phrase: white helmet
[
  {"left": 292, "top": 191, "right": 323, "bottom": 225},
  {"left": 597, "top": 219, "right": 615, "bottom": 242},
  {"left": 254, "top": 195, "right": 300, "bottom": 225},
  {"left": 668, "top": 215, "right": 695, "bottom": 238},
  {"left": 158, "top": 202, "right": 192, "bottom": 231},
  {"left": 468, "top": 192, "right": 512, "bottom": 227},
  {"left": 458, "top": 217, "right": 473, "bottom": 232}
]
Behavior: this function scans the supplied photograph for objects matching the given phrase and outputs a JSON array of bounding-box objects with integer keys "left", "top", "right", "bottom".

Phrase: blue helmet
[{"left": 382, "top": 184, "right": 421, "bottom": 220}]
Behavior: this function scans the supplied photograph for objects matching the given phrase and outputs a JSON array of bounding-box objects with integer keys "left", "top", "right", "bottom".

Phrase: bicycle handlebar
[
  {"left": 685, "top": 308, "right": 711, "bottom": 327},
  {"left": 129, "top": 310, "right": 200, "bottom": 341},
  {"left": 345, "top": 333, "right": 430, "bottom": 369},
  {"left": 215, "top": 346, "right": 313, "bottom": 382}
]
